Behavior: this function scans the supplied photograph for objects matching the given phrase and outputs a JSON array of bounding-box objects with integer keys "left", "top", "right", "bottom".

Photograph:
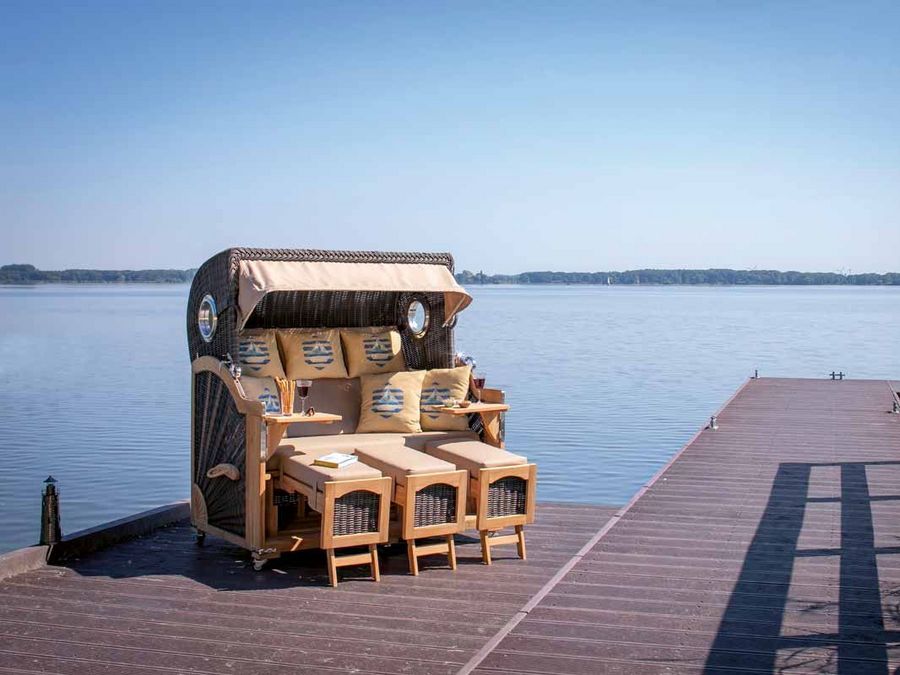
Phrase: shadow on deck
[{"left": 704, "top": 460, "right": 900, "bottom": 674}]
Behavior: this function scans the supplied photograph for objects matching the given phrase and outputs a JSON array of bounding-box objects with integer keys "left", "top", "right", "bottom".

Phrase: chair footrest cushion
[
  {"left": 424, "top": 440, "right": 527, "bottom": 479},
  {"left": 282, "top": 449, "right": 382, "bottom": 493},
  {"left": 354, "top": 445, "right": 457, "bottom": 486}
]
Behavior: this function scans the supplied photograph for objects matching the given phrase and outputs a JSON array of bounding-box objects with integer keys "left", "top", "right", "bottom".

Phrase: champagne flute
[
  {"left": 297, "top": 379, "right": 312, "bottom": 415},
  {"left": 473, "top": 372, "right": 486, "bottom": 404}
]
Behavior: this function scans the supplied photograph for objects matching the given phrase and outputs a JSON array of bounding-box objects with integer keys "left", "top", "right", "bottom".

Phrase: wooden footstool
[
  {"left": 424, "top": 439, "right": 536, "bottom": 564},
  {"left": 280, "top": 451, "right": 391, "bottom": 586},
  {"left": 353, "top": 445, "right": 467, "bottom": 575}
]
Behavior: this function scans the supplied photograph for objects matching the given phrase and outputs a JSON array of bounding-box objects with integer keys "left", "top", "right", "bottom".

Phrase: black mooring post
[{"left": 40, "top": 476, "right": 61, "bottom": 546}]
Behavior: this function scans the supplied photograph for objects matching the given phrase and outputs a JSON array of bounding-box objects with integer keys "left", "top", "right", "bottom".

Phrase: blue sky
[{"left": 1, "top": 1, "right": 898, "bottom": 273}]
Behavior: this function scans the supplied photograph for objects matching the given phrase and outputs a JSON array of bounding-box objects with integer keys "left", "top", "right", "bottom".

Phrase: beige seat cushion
[
  {"left": 273, "top": 430, "right": 478, "bottom": 461},
  {"left": 424, "top": 440, "right": 527, "bottom": 479},
  {"left": 281, "top": 446, "right": 382, "bottom": 494},
  {"left": 353, "top": 446, "right": 456, "bottom": 485}
]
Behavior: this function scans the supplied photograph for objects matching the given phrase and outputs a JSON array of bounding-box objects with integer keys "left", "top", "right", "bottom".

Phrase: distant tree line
[
  {"left": 0, "top": 264, "right": 196, "bottom": 284},
  {"left": 456, "top": 269, "right": 900, "bottom": 286},
  {"left": 3, "top": 263, "right": 897, "bottom": 286}
]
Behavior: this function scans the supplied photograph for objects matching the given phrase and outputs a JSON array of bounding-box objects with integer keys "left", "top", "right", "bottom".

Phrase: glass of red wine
[
  {"left": 297, "top": 380, "right": 312, "bottom": 415},
  {"left": 473, "top": 372, "right": 486, "bottom": 404}
]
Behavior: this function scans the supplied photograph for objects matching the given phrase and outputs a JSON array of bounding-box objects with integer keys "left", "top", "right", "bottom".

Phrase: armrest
[
  {"left": 191, "top": 355, "right": 265, "bottom": 416},
  {"left": 479, "top": 387, "right": 506, "bottom": 404}
]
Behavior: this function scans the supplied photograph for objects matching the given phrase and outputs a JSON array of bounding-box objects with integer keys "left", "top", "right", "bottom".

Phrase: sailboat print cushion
[
  {"left": 277, "top": 329, "right": 348, "bottom": 379},
  {"left": 357, "top": 370, "right": 426, "bottom": 433},
  {"left": 341, "top": 327, "right": 406, "bottom": 378},
  {"left": 420, "top": 365, "right": 471, "bottom": 431},
  {"left": 239, "top": 376, "right": 281, "bottom": 414},
  {"left": 237, "top": 330, "right": 285, "bottom": 379}
]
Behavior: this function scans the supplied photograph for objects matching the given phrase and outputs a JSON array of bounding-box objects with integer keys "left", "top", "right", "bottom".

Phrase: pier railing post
[{"left": 40, "top": 476, "right": 62, "bottom": 546}]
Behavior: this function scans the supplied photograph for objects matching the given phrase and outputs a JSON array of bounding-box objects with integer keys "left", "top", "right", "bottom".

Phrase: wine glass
[
  {"left": 297, "top": 379, "right": 312, "bottom": 415},
  {"left": 473, "top": 372, "right": 486, "bottom": 404}
]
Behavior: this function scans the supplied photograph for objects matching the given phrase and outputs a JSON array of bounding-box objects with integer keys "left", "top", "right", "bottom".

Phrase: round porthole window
[
  {"left": 198, "top": 294, "right": 218, "bottom": 343},
  {"left": 407, "top": 298, "right": 429, "bottom": 338}
]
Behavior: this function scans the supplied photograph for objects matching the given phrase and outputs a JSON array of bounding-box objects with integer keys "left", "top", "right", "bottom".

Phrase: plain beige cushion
[
  {"left": 287, "top": 378, "right": 360, "bottom": 438},
  {"left": 424, "top": 440, "right": 527, "bottom": 478},
  {"left": 341, "top": 327, "right": 406, "bottom": 377},
  {"left": 238, "top": 329, "right": 285, "bottom": 379},
  {"left": 277, "top": 329, "right": 349, "bottom": 380},
  {"left": 357, "top": 370, "right": 426, "bottom": 433},
  {"left": 353, "top": 446, "right": 456, "bottom": 485},
  {"left": 281, "top": 446, "right": 382, "bottom": 493},
  {"left": 273, "top": 430, "right": 478, "bottom": 461},
  {"left": 420, "top": 365, "right": 471, "bottom": 432}
]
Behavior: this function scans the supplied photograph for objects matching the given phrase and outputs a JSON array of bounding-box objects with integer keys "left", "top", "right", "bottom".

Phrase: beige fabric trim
[{"left": 238, "top": 260, "right": 472, "bottom": 328}]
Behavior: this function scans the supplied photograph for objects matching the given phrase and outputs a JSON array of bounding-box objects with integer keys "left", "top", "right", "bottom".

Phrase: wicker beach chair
[{"left": 186, "top": 248, "right": 490, "bottom": 582}]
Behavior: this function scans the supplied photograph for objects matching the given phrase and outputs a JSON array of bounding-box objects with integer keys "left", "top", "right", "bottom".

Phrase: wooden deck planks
[
  {"left": 471, "top": 378, "right": 900, "bottom": 674},
  {"left": 0, "top": 502, "right": 616, "bottom": 674},
  {"left": 3, "top": 377, "right": 898, "bottom": 674}
]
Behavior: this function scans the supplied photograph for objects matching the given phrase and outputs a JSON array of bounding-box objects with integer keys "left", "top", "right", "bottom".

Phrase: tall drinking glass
[
  {"left": 297, "top": 380, "right": 312, "bottom": 415},
  {"left": 473, "top": 373, "right": 486, "bottom": 404}
]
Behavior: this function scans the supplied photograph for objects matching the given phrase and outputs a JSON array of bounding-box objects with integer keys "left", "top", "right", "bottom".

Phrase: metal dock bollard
[{"left": 40, "top": 476, "right": 62, "bottom": 546}]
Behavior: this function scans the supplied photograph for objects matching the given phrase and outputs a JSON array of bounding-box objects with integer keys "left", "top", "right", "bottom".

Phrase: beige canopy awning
[{"left": 237, "top": 259, "right": 472, "bottom": 328}]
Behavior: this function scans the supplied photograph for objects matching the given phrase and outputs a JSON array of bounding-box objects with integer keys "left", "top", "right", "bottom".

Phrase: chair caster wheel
[
  {"left": 252, "top": 558, "right": 267, "bottom": 571},
  {"left": 195, "top": 531, "right": 206, "bottom": 547}
]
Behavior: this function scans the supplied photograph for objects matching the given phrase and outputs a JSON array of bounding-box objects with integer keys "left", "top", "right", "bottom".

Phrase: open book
[{"left": 313, "top": 452, "right": 358, "bottom": 469}]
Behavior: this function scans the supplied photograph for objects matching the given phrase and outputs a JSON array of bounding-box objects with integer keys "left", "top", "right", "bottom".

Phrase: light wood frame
[
  {"left": 473, "top": 463, "right": 537, "bottom": 564},
  {"left": 391, "top": 470, "right": 467, "bottom": 575},
  {"left": 191, "top": 356, "right": 392, "bottom": 585},
  {"left": 473, "top": 386, "right": 507, "bottom": 447},
  {"left": 321, "top": 476, "right": 392, "bottom": 586},
  {"left": 274, "top": 473, "right": 392, "bottom": 586},
  {"left": 191, "top": 358, "right": 538, "bottom": 579},
  {"left": 458, "top": 382, "right": 538, "bottom": 564}
]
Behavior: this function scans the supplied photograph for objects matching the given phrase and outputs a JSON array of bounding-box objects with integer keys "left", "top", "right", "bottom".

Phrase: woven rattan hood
[{"left": 237, "top": 259, "right": 472, "bottom": 328}]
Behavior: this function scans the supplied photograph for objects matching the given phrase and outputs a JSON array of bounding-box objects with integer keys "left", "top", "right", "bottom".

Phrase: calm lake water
[{"left": 1, "top": 284, "right": 897, "bottom": 553}]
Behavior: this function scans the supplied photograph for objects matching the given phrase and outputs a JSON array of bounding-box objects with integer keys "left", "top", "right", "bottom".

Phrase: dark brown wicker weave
[
  {"left": 188, "top": 248, "right": 463, "bottom": 538},
  {"left": 413, "top": 483, "right": 458, "bottom": 528},
  {"left": 193, "top": 371, "right": 246, "bottom": 536},
  {"left": 333, "top": 490, "right": 381, "bottom": 536},
  {"left": 487, "top": 476, "right": 528, "bottom": 519},
  {"left": 187, "top": 248, "right": 455, "bottom": 369}
]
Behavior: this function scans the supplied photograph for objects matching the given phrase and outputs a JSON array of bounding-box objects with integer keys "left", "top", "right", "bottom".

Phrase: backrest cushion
[
  {"left": 357, "top": 370, "right": 426, "bottom": 433},
  {"left": 240, "top": 376, "right": 281, "bottom": 414},
  {"left": 277, "top": 329, "right": 348, "bottom": 380},
  {"left": 287, "top": 378, "right": 361, "bottom": 437},
  {"left": 341, "top": 327, "right": 406, "bottom": 378},
  {"left": 238, "top": 330, "right": 285, "bottom": 379},
  {"left": 420, "top": 365, "right": 472, "bottom": 431}
]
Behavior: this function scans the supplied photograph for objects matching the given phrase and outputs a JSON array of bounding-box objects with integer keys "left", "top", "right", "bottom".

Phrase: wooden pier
[
  {"left": 465, "top": 378, "right": 900, "bottom": 674},
  {"left": 1, "top": 377, "right": 898, "bottom": 674},
  {"left": 0, "top": 503, "right": 616, "bottom": 674}
]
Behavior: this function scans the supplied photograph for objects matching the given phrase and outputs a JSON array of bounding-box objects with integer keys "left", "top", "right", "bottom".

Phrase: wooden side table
[{"left": 439, "top": 402, "right": 510, "bottom": 447}]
